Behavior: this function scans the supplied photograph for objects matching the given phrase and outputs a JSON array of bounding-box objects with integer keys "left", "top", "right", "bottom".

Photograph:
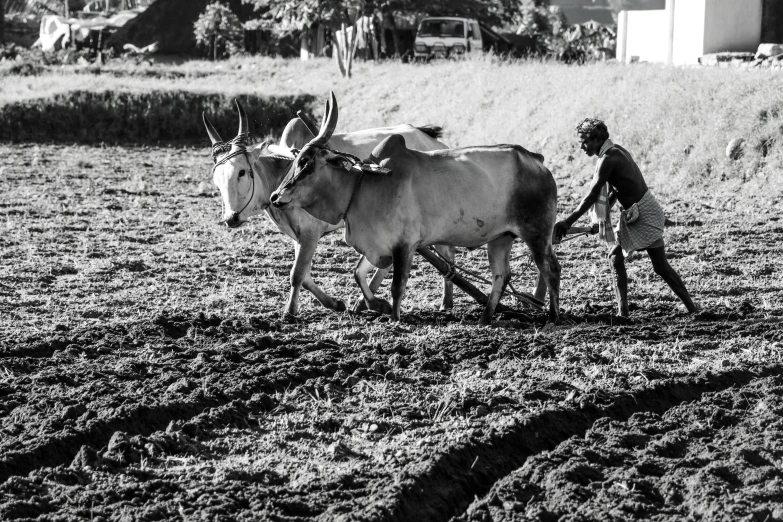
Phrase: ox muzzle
[{"left": 222, "top": 212, "right": 245, "bottom": 228}]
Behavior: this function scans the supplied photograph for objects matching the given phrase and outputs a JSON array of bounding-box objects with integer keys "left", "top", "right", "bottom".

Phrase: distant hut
[{"left": 105, "top": 0, "right": 256, "bottom": 56}]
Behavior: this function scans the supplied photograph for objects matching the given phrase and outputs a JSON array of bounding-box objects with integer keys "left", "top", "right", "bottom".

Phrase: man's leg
[
  {"left": 608, "top": 244, "right": 629, "bottom": 317},
  {"left": 646, "top": 246, "right": 698, "bottom": 313}
]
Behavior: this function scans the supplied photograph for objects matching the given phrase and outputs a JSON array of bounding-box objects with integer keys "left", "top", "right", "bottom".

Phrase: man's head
[{"left": 576, "top": 118, "right": 609, "bottom": 157}]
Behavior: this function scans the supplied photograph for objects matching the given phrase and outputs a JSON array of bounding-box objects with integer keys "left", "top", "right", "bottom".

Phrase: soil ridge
[{"left": 327, "top": 364, "right": 783, "bottom": 522}]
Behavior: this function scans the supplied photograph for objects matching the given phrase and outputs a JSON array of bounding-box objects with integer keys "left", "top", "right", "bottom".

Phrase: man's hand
[{"left": 554, "top": 221, "right": 571, "bottom": 241}]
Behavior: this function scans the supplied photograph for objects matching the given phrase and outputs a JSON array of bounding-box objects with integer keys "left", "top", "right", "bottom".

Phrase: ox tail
[{"left": 415, "top": 125, "right": 444, "bottom": 140}]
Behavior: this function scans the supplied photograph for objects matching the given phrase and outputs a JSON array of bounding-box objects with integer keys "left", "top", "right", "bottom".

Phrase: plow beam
[{"left": 416, "top": 247, "right": 544, "bottom": 313}]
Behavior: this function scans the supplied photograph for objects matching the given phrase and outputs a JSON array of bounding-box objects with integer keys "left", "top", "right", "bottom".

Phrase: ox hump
[
  {"left": 369, "top": 134, "right": 408, "bottom": 163},
  {"left": 497, "top": 144, "right": 544, "bottom": 164},
  {"left": 280, "top": 117, "right": 314, "bottom": 148}
]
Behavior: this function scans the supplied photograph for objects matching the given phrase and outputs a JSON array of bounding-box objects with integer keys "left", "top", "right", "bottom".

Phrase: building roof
[{"left": 104, "top": 0, "right": 255, "bottom": 55}]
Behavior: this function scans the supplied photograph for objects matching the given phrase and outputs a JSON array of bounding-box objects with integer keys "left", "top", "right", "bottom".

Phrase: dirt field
[{"left": 1, "top": 143, "right": 782, "bottom": 521}]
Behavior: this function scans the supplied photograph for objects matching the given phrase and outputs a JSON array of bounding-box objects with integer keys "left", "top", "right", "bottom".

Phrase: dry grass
[{"left": 1, "top": 55, "right": 782, "bottom": 195}]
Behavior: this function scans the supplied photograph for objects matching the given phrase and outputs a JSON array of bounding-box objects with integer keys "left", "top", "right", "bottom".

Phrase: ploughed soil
[
  {"left": 459, "top": 374, "right": 783, "bottom": 522},
  {"left": 1, "top": 144, "right": 782, "bottom": 521}
]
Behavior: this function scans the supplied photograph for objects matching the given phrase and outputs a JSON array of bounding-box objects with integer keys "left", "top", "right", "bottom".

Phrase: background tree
[
  {"left": 245, "top": 0, "right": 519, "bottom": 74},
  {"left": 1, "top": 0, "right": 5, "bottom": 45},
  {"left": 194, "top": 1, "right": 244, "bottom": 60}
]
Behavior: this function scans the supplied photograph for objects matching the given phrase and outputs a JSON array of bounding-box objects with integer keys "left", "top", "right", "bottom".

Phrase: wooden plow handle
[{"left": 552, "top": 224, "right": 598, "bottom": 245}]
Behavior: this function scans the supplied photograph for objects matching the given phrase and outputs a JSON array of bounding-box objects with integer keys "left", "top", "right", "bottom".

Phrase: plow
[{"left": 416, "top": 224, "right": 598, "bottom": 313}]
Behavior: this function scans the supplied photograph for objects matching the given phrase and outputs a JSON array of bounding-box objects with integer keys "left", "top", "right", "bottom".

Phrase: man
[{"left": 554, "top": 118, "right": 697, "bottom": 317}]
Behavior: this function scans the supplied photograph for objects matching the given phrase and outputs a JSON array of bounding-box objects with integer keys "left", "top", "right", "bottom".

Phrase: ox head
[
  {"left": 270, "top": 92, "right": 391, "bottom": 225},
  {"left": 204, "top": 100, "right": 277, "bottom": 228}
]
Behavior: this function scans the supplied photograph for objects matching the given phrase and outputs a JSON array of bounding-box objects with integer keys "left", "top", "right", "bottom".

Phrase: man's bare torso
[{"left": 603, "top": 144, "right": 648, "bottom": 209}]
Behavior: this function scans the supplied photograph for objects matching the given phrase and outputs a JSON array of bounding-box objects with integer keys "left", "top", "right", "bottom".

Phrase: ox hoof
[
  {"left": 439, "top": 301, "right": 454, "bottom": 311},
  {"left": 281, "top": 312, "right": 301, "bottom": 324},
  {"left": 370, "top": 299, "right": 393, "bottom": 316},
  {"left": 352, "top": 298, "right": 369, "bottom": 314},
  {"left": 334, "top": 300, "right": 347, "bottom": 313}
]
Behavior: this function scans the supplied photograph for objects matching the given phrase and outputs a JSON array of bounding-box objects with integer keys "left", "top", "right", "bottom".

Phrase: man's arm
[
  {"left": 565, "top": 157, "right": 613, "bottom": 226},
  {"left": 554, "top": 157, "right": 612, "bottom": 239}
]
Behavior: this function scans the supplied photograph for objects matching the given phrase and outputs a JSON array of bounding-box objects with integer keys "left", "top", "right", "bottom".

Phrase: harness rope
[
  {"left": 284, "top": 144, "right": 369, "bottom": 221},
  {"left": 211, "top": 133, "right": 256, "bottom": 221},
  {"left": 341, "top": 169, "right": 365, "bottom": 221}
]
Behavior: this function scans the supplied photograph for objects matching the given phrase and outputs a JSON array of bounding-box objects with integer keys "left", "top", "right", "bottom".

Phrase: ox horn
[
  {"left": 308, "top": 91, "right": 338, "bottom": 149},
  {"left": 202, "top": 112, "right": 223, "bottom": 145},
  {"left": 235, "top": 99, "right": 249, "bottom": 138}
]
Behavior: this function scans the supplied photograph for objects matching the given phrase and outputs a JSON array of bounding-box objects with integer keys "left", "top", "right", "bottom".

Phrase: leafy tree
[
  {"left": 245, "top": 0, "right": 520, "bottom": 76},
  {"left": 516, "top": 0, "right": 566, "bottom": 38},
  {"left": 194, "top": 1, "right": 244, "bottom": 60},
  {"left": 246, "top": 0, "right": 518, "bottom": 30}
]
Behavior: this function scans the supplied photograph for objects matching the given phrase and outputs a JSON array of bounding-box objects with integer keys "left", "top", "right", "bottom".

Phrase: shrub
[
  {"left": 0, "top": 90, "right": 317, "bottom": 144},
  {"left": 193, "top": 2, "right": 244, "bottom": 61}
]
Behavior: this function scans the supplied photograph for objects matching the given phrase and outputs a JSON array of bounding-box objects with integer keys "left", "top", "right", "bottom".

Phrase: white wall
[
  {"left": 703, "top": 0, "right": 762, "bottom": 54},
  {"left": 621, "top": 9, "right": 669, "bottom": 63},
  {"left": 617, "top": 0, "right": 763, "bottom": 65},
  {"left": 672, "top": 0, "right": 706, "bottom": 64}
]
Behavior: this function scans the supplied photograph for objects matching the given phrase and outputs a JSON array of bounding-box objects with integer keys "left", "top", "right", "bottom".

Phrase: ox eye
[{"left": 238, "top": 170, "right": 246, "bottom": 178}]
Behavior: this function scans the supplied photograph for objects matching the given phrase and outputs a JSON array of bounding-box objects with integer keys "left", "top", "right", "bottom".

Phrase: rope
[
  {"left": 212, "top": 133, "right": 249, "bottom": 164},
  {"left": 341, "top": 168, "right": 365, "bottom": 221},
  {"left": 210, "top": 133, "right": 255, "bottom": 220}
]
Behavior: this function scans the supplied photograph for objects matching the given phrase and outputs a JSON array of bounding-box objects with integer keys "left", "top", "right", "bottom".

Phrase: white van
[{"left": 413, "top": 17, "right": 483, "bottom": 60}]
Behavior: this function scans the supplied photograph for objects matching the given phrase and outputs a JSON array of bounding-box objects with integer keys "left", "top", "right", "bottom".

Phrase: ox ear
[
  {"left": 323, "top": 150, "right": 354, "bottom": 171},
  {"left": 254, "top": 139, "right": 271, "bottom": 152}
]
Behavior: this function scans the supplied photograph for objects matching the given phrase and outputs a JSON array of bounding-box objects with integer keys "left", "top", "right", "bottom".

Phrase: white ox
[
  {"left": 203, "top": 101, "right": 455, "bottom": 317},
  {"left": 270, "top": 92, "right": 561, "bottom": 325}
]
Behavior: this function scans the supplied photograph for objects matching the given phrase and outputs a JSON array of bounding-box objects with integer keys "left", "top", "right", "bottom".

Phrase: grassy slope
[{"left": 3, "top": 55, "right": 783, "bottom": 199}]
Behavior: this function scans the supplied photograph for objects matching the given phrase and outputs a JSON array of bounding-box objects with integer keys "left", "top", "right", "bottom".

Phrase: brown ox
[
  {"left": 203, "top": 101, "right": 454, "bottom": 317},
  {"left": 271, "top": 92, "right": 560, "bottom": 324}
]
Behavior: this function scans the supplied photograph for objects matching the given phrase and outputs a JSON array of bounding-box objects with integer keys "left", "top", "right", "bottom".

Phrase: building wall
[
  {"left": 618, "top": 0, "right": 768, "bottom": 64},
  {"left": 703, "top": 0, "right": 763, "bottom": 53},
  {"left": 672, "top": 0, "right": 706, "bottom": 64},
  {"left": 762, "top": 0, "right": 783, "bottom": 43},
  {"left": 620, "top": 9, "right": 669, "bottom": 62}
]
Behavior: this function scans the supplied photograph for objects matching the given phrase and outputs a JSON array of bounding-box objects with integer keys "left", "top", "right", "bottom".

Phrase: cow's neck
[
  {"left": 253, "top": 153, "right": 293, "bottom": 209},
  {"left": 331, "top": 169, "right": 371, "bottom": 233}
]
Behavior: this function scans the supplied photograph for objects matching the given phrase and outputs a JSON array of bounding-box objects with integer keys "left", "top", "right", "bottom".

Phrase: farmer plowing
[{"left": 554, "top": 118, "right": 698, "bottom": 317}]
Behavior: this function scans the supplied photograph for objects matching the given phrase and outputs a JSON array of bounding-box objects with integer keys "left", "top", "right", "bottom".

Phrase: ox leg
[
  {"left": 285, "top": 238, "right": 345, "bottom": 317},
  {"left": 533, "top": 272, "right": 547, "bottom": 302},
  {"left": 528, "top": 236, "right": 561, "bottom": 324},
  {"left": 353, "top": 256, "right": 393, "bottom": 315},
  {"left": 353, "top": 264, "right": 391, "bottom": 313},
  {"left": 390, "top": 248, "right": 415, "bottom": 322},
  {"left": 480, "top": 236, "right": 514, "bottom": 325},
  {"left": 433, "top": 244, "right": 455, "bottom": 310}
]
